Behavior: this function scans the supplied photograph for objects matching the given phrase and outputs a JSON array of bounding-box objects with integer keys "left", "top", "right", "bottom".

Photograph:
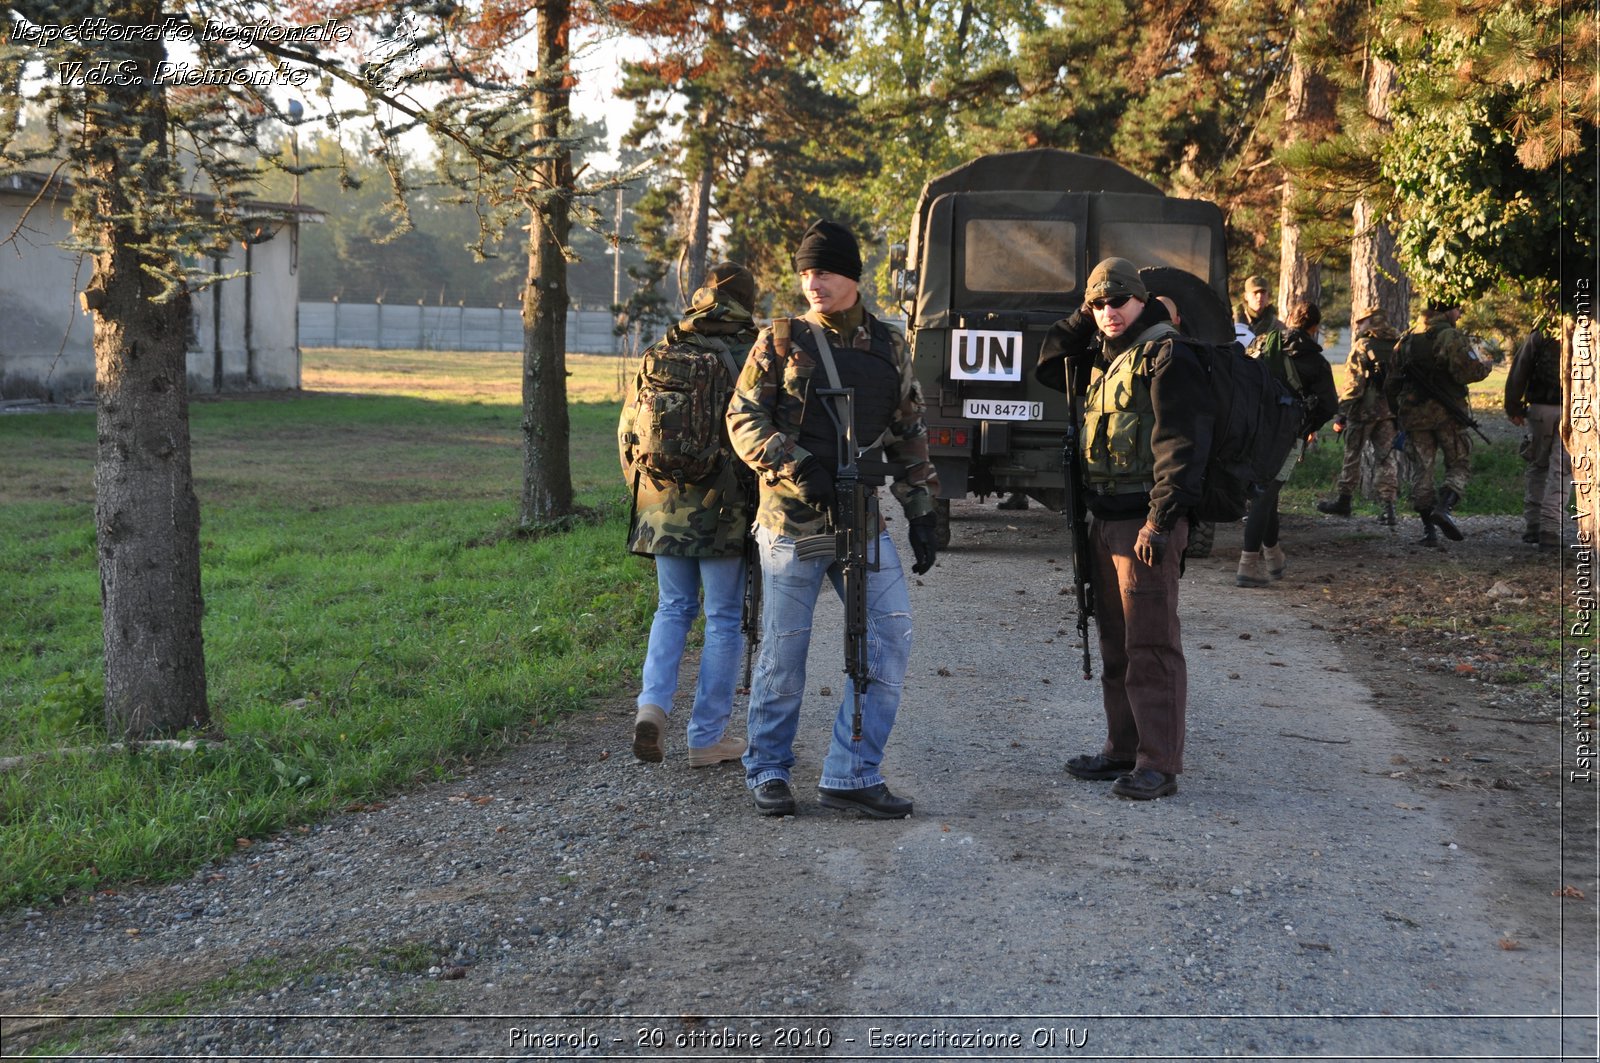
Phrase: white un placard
[{"left": 949, "top": 329, "right": 1025, "bottom": 382}]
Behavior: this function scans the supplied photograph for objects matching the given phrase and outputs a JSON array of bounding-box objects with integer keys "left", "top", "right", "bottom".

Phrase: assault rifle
[
  {"left": 791, "top": 385, "right": 900, "bottom": 740},
  {"left": 816, "top": 386, "right": 871, "bottom": 742},
  {"left": 738, "top": 486, "right": 761, "bottom": 695},
  {"left": 1061, "top": 358, "right": 1096, "bottom": 680},
  {"left": 1396, "top": 363, "right": 1492, "bottom": 444}
]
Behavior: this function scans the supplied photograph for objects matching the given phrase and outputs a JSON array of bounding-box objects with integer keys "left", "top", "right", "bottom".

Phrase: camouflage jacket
[
  {"left": 1337, "top": 318, "right": 1399, "bottom": 422},
  {"left": 725, "top": 306, "right": 940, "bottom": 538},
  {"left": 1387, "top": 311, "right": 1477, "bottom": 431},
  {"left": 619, "top": 307, "right": 758, "bottom": 558}
]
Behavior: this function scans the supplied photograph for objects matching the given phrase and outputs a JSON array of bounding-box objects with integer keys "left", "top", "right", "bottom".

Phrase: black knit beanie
[{"left": 792, "top": 219, "right": 862, "bottom": 281}]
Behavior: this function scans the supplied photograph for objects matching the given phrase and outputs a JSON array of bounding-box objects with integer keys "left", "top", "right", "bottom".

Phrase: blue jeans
[
  {"left": 743, "top": 526, "right": 913, "bottom": 791},
  {"left": 638, "top": 554, "right": 745, "bottom": 749}
]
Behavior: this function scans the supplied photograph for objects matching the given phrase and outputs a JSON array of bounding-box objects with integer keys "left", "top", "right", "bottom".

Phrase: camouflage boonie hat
[
  {"left": 1352, "top": 301, "right": 1385, "bottom": 324},
  {"left": 1244, "top": 274, "right": 1270, "bottom": 293},
  {"left": 689, "top": 261, "right": 758, "bottom": 316}
]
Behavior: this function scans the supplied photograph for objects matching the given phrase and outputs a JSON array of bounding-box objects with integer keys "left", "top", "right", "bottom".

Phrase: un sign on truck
[
  {"left": 949, "top": 329, "right": 1025, "bottom": 381},
  {"left": 889, "top": 147, "right": 1233, "bottom": 547}
]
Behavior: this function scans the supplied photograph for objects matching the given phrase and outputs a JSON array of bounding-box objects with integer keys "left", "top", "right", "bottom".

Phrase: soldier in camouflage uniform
[
  {"left": 620, "top": 263, "right": 760, "bottom": 768},
  {"left": 725, "top": 220, "right": 940, "bottom": 819},
  {"left": 1316, "top": 304, "right": 1400, "bottom": 526},
  {"left": 1234, "top": 275, "right": 1281, "bottom": 339},
  {"left": 1385, "top": 302, "right": 1480, "bottom": 545},
  {"left": 1504, "top": 327, "right": 1569, "bottom": 547}
]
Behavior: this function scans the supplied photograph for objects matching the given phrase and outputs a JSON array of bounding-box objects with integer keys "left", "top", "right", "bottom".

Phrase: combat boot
[
  {"left": 1316, "top": 493, "right": 1353, "bottom": 517},
  {"left": 1379, "top": 501, "right": 1397, "bottom": 527},
  {"left": 1427, "top": 487, "right": 1464, "bottom": 541},
  {"left": 1262, "top": 542, "right": 1286, "bottom": 579},
  {"left": 1235, "top": 550, "right": 1270, "bottom": 588},
  {"left": 1416, "top": 515, "right": 1441, "bottom": 547}
]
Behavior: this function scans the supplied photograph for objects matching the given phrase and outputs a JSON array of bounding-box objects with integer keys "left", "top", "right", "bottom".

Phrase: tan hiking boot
[
  {"left": 1235, "top": 550, "right": 1269, "bottom": 588},
  {"left": 632, "top": 704, "right": 668, "bottom": 763},
  {"left": 1262, "top": 543, "right": 1286, "bottom": 579},
  {"left": 687, "top": 733, "right": 747, "bottom": 768}
]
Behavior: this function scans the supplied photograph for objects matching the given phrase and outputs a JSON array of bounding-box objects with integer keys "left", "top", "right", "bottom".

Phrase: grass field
[
  {"left": 0, "top": 349, "right": 1530, "bottom": 909},
  {"left": 0, "top": 348, "right": 650, "bottom": 908}
]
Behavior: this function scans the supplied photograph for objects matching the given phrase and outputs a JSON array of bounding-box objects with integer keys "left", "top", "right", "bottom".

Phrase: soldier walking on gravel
[
  {"left": 1316, "top": 303, "right": 1401, "bottom": 527},
  {"left": 1504, "top": 325, "right": 1570, "bottom": 549},
  {"left": 1385, "top": 301, "right": 1486, "bottom": 546},
  {"left": 620, "top": 264, "right": 762, "bottom": 769}
]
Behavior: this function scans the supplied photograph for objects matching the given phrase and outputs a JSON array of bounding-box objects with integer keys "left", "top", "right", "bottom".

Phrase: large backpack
[
  {"left": 1245, "top": 327, "right": 1306, "bottom": 398},
  {"left": 1192, "top": 338, "right": 1306, "bottom": 522},
  {"left": 623, "top": 338, "right": 740, "bottom": 486}
]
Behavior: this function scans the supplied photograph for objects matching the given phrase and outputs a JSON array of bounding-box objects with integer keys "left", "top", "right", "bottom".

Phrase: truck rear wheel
[{"left": 1186, "top": 519, "right": 1216, "bottom": 558}]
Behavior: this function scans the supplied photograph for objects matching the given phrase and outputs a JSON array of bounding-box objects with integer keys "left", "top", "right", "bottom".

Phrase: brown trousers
[{"left": 1090, "top": 515, "right": 1189, "bottom": 775}]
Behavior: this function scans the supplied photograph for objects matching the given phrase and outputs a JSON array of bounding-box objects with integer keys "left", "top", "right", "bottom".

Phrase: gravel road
[{"left": 2, "top": 500, "right": 1595, "bottom": 1062}]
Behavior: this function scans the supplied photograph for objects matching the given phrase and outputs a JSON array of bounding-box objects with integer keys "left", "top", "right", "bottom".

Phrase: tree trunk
[
  {"left": 1277, "top": 42, "right": 1338, "bottom": 314},
  {"left": 87, "top": 4, "right": 208, "bottom": 738},
  {"left": 679, "top": 101, "right": 717, "bottom": 300},
  {"left": 681, "top": 155, "right": 713, "bottom": 298},
  {"left": 519, "top": 0, "right": 576, "bottom": 526},
  {"left": 1349, "top": 55, "right": 1411, "bottom": 327}
]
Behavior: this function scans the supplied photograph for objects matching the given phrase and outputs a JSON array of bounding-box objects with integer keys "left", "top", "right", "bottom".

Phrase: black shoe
[
  {"left": 1316, "top": 494, "right": 1352, "bottom": 516},
  {"left": 1416, "top": 515, "right": 1441, "bottom": 547},
  {"left": 997, "top": 492, "right": 1029, "bottom": 511},
  {"left": 1111, "top": 768, "right": 1178, "bottom": 800},
  {"left": 1379, "top": 501, "right": 1397, "bottom": 527},
  {"left": 1065, "top": 753, "right": 1136, "bottom": 781},
  {"left": 817, "top": 782, "right": 913, "bottom": 819},
  {"left": 1522, "top": 526, "right": 1541, "bottom": 544},
  {"left": 752, "top": 779, "right": 796, "bottom": 817}
]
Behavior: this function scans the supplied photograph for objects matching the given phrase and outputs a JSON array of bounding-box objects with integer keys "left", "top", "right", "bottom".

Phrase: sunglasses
[{"left": 1089, "top": 294, "right": 1134, "bottom": 311}]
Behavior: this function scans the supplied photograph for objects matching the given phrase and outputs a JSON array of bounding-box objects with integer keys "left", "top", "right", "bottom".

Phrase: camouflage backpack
[{"left": 623, "top": 337, "right": 741, "bottom": 486}]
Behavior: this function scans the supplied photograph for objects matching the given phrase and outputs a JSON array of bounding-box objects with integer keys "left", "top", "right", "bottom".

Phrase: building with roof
[{"left": 0, "top": 172, "right": 323, "bottom": 401}]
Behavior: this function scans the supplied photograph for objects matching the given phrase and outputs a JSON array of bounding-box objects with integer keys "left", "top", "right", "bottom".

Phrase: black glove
[
  {"left": 908, "top": 512, "right": 939, "bottom": 575},
  {"left": 1036, "top": 309, "right": 1098, "bottom": 392},
  {"left": 1134, "top": 522, "right": 1169, "bottom": 567},
  {"left": 793, "top": 457, "right": 834, "bottom": 510}
]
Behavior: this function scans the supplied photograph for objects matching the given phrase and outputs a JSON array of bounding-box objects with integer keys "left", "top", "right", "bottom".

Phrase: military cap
[
  {"left": 1085, "top": 257, "right": 1148, "bottom": 302},
  {"left": 1244, "top": 274, "right": 1270, "bottom": 294}
]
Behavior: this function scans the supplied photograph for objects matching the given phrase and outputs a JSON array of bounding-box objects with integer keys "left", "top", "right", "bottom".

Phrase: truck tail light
[{"left": 928, "top": 426, "right": 971, "bottom": 449}]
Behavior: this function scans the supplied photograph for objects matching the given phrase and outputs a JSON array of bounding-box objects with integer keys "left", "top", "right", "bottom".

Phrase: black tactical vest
[{"left": 793, "top": 318, "right": 902, "bottom": 477}]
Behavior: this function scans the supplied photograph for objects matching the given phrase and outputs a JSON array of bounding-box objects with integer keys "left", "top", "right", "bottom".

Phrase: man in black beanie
[{"left": 726, "top": 219, "right": 941, "bottom": 819}]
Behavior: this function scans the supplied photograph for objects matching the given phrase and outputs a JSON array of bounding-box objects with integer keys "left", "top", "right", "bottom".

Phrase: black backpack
[{"left": 1192, "top": 338, "right": 1305, "bottom": 522}]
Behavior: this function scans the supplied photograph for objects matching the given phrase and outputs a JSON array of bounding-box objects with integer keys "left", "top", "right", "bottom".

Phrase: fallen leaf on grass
[
  {"left": 1555, "top": 885, "right": 1586, "bottom": 900},
  {"left": 937, "top": 667, "right": 952, "bottom": 677},
  {"left": 1498, "top": 938, "right": 1523, "bottom": 950},
  {"left": 598, "top": 750, "right": 611, "bottom": 761}
]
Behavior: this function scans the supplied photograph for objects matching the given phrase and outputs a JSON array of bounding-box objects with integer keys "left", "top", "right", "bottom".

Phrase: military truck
[{"left": 890, "top": 148, "right": 1233, "bottom": 545}]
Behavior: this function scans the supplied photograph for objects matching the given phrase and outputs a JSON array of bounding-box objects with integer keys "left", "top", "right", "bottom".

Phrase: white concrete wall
[
  {"left": 0, "top": 190, "right": 96, "bottom": 400},
  {"left": 0, "top": 187, "right": 303, "bottom": 401}
]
